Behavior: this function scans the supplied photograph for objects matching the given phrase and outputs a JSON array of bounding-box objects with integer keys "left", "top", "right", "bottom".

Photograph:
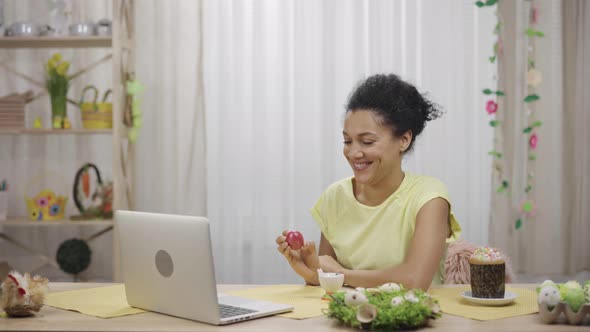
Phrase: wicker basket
[{"left": 79, "top": 86, "right": 112, "bottom": 129}]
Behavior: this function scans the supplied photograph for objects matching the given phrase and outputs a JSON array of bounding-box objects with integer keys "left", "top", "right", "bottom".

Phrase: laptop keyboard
[{"left": 219, "top": 304, "right": 257, "bottom": 318}]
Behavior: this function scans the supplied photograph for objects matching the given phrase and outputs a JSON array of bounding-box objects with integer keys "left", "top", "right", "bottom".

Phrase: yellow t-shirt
[{"left": 310, "top": 172, "right": 461, "bottom": 285}]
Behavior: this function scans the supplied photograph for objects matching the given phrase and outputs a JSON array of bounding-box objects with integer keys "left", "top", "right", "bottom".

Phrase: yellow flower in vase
[
  {"left": 56, "top": 61, "right": 70, "bottom": 76},
  {"left": 45, "top": 53, "right": 72, "bottom": 129},
  {"left": 47, "top": 58, "right": 57, "bottom": 71}
]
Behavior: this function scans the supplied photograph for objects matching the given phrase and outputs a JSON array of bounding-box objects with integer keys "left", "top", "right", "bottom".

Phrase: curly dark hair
[{"left": 346, "top": 74, "right": 443, "bottom": 152}]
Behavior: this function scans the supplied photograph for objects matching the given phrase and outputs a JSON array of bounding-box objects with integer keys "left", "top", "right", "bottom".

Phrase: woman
[{"left": 276, "top": 74, "right": 461, "bottom": 291}]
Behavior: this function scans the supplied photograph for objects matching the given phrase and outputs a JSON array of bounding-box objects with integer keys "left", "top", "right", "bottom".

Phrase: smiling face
[{"left": 342, "top": 110, "right": 411, "bottom": 186}]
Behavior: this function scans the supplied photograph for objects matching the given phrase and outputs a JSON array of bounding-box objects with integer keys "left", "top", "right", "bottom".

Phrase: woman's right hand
[{"left": 276, "top": 230, "right": 320, "bottom": 285}]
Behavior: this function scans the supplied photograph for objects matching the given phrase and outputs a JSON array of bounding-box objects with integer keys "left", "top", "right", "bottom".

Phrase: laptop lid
[
  {"left": 115, "top": 210, "right": 293, "bottom": 325},
  {"left": 116, "top": 210, "right": 221, "bottom": 324}
]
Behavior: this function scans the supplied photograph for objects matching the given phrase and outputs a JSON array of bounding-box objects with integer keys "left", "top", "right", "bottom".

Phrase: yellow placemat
[
  {"left": 429, "top": 285, "right": 538, "bottom": 321},
  {"left": 45, "top": 284, "right": 145, "bottom": 318},
  {"left": 228, "top": 284, "right": 328, "bottom": 319}
]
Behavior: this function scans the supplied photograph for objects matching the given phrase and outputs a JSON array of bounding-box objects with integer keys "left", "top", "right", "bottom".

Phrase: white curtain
[
  {"left": 491, "top": 0, "right": 589, "bottom": 276},
  {"left": 562, "top": 0, "right": 590, "bottom": 275},
  {"left": 134, "top": 1, "right": 206, "bottom": 217},
  {"left": 203, "top": 0, "right": 496, "bottom": 284}
]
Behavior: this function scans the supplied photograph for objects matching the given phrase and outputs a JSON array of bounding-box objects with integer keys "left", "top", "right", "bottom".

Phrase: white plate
[{"left": 461, "top": 291, "right": 517, "bottom": 306}]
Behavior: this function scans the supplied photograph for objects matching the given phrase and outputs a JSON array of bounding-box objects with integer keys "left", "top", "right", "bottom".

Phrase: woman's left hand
[{"left": 319, "top": 255, "right": 345, "bottom": 274}]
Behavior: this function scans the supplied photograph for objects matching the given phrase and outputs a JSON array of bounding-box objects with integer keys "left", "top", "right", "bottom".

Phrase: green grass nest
[{"left": 324, "top": 287, "right": 441, "bottom": 331}]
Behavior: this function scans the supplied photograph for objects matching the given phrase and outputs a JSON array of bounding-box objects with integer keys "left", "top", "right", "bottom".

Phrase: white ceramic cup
[{"left": 318, "top": 272, "right": 345, "bottom": 294}]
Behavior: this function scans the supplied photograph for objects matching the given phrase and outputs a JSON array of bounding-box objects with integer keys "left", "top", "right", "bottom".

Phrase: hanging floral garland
[
  {"left": 476, "top": 0, "right": 508, "bottom": 195},
  {"left": 475, "top": 0, "right": 543, "bottom": 230},
  {"left": 517, "top": 1, "right": 543, "bottom": 230}
]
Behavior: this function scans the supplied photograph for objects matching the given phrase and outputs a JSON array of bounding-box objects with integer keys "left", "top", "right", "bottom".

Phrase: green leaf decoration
[
  {"left": 532, "top": 120, "right": 543, "bottom": 127},
  {"left": 523, "top": 127, "right": 533, "bottom": 134},
  {"left": 524, "top": 94, "right": 540, "bottom": 103},
  {"left": 494, "top": 22, "right": 502, "bottom": 34},
  {"left": 496, "top": 180, "right": 508, "bottom": 193},
  {"left": 525, "top": 185, "right": 532, "bottom": 193},
  {"left": 525, "top": 28, "right": 536, "bottom": 37},
  {"left": 525, "top": 29, "right": 545, "bottom": 38},
  {"left": 483, "top": 88, "right": 493, "bottom": 95},
  {"left": 126, "top": 80, "right": 144, "bottom": 95},
  {"left": 489, "top": 55, "right": 496, "bottom": 63},
  {"left": 493, "top": 42, "right": 498, "bottom": 54},
  {"left": 475, "top": 1, "right": 485, "bottom": 7},
  {"left": 485, "top": 0, "right": 497, "bottom": 5},
  {"left": 495, "top": 91, "right": 505, "bottom": 96},
  {"left": 489, "top": 120, "right": 500, "bottom": 127},
  {"left": 529, "top": 154, "right": 537, "bottom": 161},
  {"left": 488, "top": 150, "right": 502, "bottom": 158},
  {"left": 515, "top": 219, "right": 522, "bottom": 230},
  {"left": 528, "top": 59, "right": 536, "bottom": 67}
]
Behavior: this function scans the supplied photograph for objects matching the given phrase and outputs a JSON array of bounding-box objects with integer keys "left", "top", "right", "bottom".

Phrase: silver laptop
[{"left": 115, "top": 210, "right": 293, "bottom": 325}]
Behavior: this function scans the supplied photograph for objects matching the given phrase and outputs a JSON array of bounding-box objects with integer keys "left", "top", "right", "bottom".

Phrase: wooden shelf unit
[
  {"left": 0, "top": 217, "right": 113, "bottom": 227},
  {"left": 0, "top": 128, "right": 113, "bottom": 135},
  {"left": 0, "top": 36, "right": 112, "bottom": 49},
  {"left": 0, "top": 0, "right": 136, "bottom": 281}
]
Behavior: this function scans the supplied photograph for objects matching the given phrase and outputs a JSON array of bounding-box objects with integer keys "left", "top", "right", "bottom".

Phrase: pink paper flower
[
  {"left": 529, "top": 133, "right": 538, "bottom": 149},
  {"left": 527, "top": 68, "right": 543, "bottom": 87},
  {"left": 486, "top": 100, "right": 498, "bottom": 115},
  {"left": 531, "top": 7, "right": 539, "bottom": 25},
  {"left": 36, "top": 197, "right": 49, "bottom": 207}
]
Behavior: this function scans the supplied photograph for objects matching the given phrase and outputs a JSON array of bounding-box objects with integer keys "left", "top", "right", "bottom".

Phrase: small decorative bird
[{"left": 0, "top": 271, "right": 49, "bottom": 317}]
